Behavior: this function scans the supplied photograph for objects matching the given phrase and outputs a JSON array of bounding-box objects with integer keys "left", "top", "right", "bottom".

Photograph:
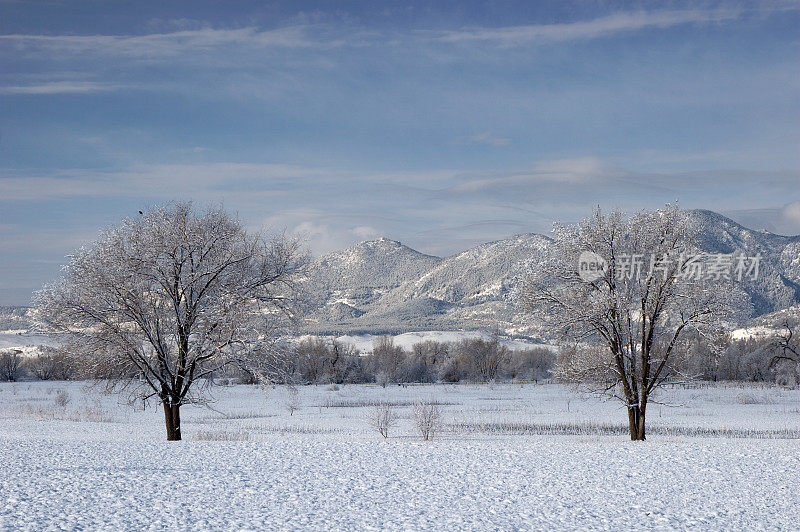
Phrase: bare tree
[
  {"left": 458, "top": 336, "right": 509, "bottom": 382},
  {"left": 769, "top": 321, "right": 800, "bottom": 377},
  {"left": 293, "top": 336, "right": 329, "bottom": 383},
  {"left": 26, "top": 347, "right": 76, "bottom": 381},
  {"left": 506, "top": 347, "right": 555, "bottom": 382},
  {"left": 411, "top": 340, "right": 448, "bottom": 367},
  {"left": 516, "top": 205, "right": 748, "bottom": 440},
  {"left": 326, "top": 337, "right": 341, "bottom": 383},
  {"left": 35, "top": 202, "right": 308, "bottom": 440},
  {"left": 0, "top": 349, "right": 22, "bottom": 381},
  {"left": 413, "top": 397, "right": 442, "bottom": 441},
  {"left": 375, "top": 371, "right": 389, "bottom": 388},
  {"left": 370, "top": 336, "right": 405, "bottom": 383},
  {"left": 285, "top": 385, "right": 300, "bottom": 416},
  {"left": 367, "top": 402, "right": 397, "bottom": 439},
  {"left": 27, "top": 352, "right": 59, "bottom": 381}
]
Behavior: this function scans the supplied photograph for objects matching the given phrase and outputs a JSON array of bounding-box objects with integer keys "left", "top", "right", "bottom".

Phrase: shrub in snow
[
  {"left": 53, "top": 389, "right": 71, "bottom": 408},
  {"left": 0, "top": 349, "right": 22, "bottom": 382},
  {"left": 375, "top": 371, "right": 389, "bottom": 388},
  {"left": 286, "top": 386, "right": 300, "bottom": 416},
  {"left": 27, "top": 348, "right": 76, "bottom": 381},
  {"left": 413, "top": 397, "right": 442, "bottom": 441},
  {"left": 736, "top": 392, "right": 772, "bottom": 405},
  {"left": 367, "top": 402, "right": 397, "bottom": 439}
]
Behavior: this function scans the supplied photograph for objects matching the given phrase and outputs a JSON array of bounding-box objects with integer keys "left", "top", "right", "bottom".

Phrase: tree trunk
[
  {"left": 163, "top": 401, "right": 182, "bottom": 441},
  {"left": 627, "top": 404, "right": 646, "bottom": 441}
]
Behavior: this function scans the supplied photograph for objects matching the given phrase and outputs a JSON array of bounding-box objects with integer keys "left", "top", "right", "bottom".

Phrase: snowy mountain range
[
  {"left": 303, "top": 210, "right": 800, "bottom": 335},
  {"left": 2, "top": 210, "right": 799, "bottom": 339},
  {"left": 304, "top": 234, "right": 551, "bottom": 334}
]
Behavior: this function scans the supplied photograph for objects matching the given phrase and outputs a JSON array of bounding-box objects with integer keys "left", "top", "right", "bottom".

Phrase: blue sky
[{"left": 1, "top": 0, "right": 799, "bottom": 305}]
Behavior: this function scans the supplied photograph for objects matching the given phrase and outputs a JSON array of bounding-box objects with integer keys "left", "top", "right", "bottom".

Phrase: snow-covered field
[
  {"left": 2, "top": 381, "right": 799, "bottom": 530},
  {"left": 322, "top": 330, "right": 552, "bottom": 352},
  {"left": 0, "top": 333, "right": 53, "bottom": 356}
]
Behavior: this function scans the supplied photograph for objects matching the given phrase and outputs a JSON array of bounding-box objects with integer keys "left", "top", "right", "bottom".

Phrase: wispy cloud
[
  {"left": 0, "top": 163, "right": 329, "bottom": 201},
  {"left": 431, "top": 9, "right": 744, "bottom": 46},
  {"left": 446, "top": 157, "right": 615, "bottom": 193},
  {"left": 781, "top": 201, "right": 800, "bottom": 229},
  {"left": 0, "top": 81, "right": 129, "bottom": 94},
  {"left": 457, "top": 132, "right": 511, "bottom": 147},
  {"left": 286, "top": 218, "right": 386, "bottom": 255},
  {"left": 0, "top": 25, "right": 334, "bottom": 59}
]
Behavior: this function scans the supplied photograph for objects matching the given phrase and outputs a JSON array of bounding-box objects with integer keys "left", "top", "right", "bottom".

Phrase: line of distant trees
[
  {"left": 0, "top": 347, "right": 75, "bottom": 382},
  {"left": 5, "top": 331, "right": 798, "bottom": 387},
  {"left": 556, "top": 331, "right": 800, "bottom": 389},
  {"left": 281, "top": 336, "right": 555, "bottom": 385},
  {"left": 1, "top": 337, "right": 556, "bottom": 385}
]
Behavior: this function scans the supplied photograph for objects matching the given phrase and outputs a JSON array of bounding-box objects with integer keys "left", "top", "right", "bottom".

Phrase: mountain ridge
[
  {"left": 302, "top": 209, "right": 800, "bottom": 335},
  {"left": 3, "top": 210, "right": 799, "bottom": 337}
]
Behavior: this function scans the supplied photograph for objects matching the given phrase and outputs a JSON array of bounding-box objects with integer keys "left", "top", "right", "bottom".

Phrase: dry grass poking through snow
[
  {"left": 449, "top": 420, "right": 800, "bottom": 439},
  {"left": 0, "top": 384, "right": 115, "bottom": 423}
]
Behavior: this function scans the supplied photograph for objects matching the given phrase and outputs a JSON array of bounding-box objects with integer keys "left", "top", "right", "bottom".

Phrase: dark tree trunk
[
  {"left": 627, "top": 404, "right": 646, "bottom": 441},
  {"left": 163, "top": 401, "right": 182, "bottom": 441}
]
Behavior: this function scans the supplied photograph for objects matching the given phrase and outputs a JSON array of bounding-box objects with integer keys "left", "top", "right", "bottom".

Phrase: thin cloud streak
[
  {"left": 0, "top": 81, "right": 129, "bottom": 94},
  {"left": 457, "top": 132, "right": 512, "bottom": 147},
  {"left": 0, "top": 163, "right": 330, "bottom": 201},
  {"left": 0, "top": 25, "right": 335, "bottom": 58},
  {"left": 429, "top": 9, "right": 745, "bottom": 46}
]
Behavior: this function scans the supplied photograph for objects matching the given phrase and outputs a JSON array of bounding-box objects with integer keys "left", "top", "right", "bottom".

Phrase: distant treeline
[
  {"left": 556, "top": 331, "right": 799, "bottom": 388},
  {"left": 282, "top": 336, "right": 556, "bottom": 385},
  {"left": 1, "top": 333, "right": 797, "bottom": 386},
  {"left": 0, "top": 337, "right": 555, "bottom": 385}
]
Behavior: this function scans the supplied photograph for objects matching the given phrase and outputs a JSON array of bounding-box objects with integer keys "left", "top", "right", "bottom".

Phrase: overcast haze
[{"left": 1, "top": 0, "right": 799, "bottom": 305}]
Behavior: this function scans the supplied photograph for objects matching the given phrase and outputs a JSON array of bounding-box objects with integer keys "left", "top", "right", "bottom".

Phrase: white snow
[
  {"left": 1, "top": 381, "right": 799, "bottom": 530},
  {"left": 329, "top": 330, "right": 551, "bottom": 352},
  {"left": 0, "top": 333, "right": 54, "bottom": 356},
  {"left": 730, "top": 325, "right": 779, "bottom": 340}
]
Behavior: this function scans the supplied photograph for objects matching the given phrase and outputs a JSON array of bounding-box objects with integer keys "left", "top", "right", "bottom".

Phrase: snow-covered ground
[
  {"left": 0, "top": 333, "right": 53, "bottom": 356},
  {"left": 1, "top": 381, "right": 799, "bottom": 530},
  {"left": 730, "top": 325, "right": 780, "bottom": 340},
  {"left": 318, "top": 330, "right": 551, "bottom": 352}
]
